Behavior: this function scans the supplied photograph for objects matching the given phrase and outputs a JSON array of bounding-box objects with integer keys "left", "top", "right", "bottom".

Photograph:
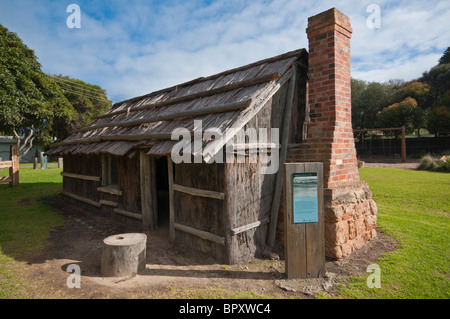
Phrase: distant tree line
[
  {"left": 0, "top": 24, "right": 112, "bottom": 159},
  {"left": 352, "top": 47, "right": 450, "bottom": 137}
]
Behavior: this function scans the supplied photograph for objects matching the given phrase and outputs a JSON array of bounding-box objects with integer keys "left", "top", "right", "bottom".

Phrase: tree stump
[{"left": 101, "top": 233, "right": 147, "bottom": 277}]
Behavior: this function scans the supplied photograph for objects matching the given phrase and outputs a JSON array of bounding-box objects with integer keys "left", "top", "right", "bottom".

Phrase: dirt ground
[{"left": 14, "top": 190, "right": 396, "bottom": 300}]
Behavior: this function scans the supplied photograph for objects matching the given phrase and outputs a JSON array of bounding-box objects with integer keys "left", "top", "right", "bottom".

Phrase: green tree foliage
[
  {"left": 351, "top": 79, "right": 396, "bottom": 129},
  {"left": 50, "top": 76, "right": 112, "bottom": 140},
  {"left": 377, "top": 97, "right": 425, "bottom": 136},
  {"left": 0, "top": 24, "right": 73, "bottom": 157},
  {"left": 438, "top": 47, "right": 450, "bottom": 65},
  {"left": 353, "top": 47, "right": 450, "bottom": 137}
]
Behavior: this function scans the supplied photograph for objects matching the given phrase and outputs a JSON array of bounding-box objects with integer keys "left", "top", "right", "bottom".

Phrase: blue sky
[{"left": 0, "top": 0, "right": 448, "bottom": 103}]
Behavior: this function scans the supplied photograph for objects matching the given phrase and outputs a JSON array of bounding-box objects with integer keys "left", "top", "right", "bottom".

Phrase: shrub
[{"left": 417, "top": 154, "right": 450, "bottom": 172}]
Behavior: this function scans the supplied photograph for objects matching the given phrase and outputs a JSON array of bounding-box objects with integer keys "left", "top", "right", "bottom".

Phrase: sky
[{"left": 0, "top": 0, "right": 449, "bottom": 103}]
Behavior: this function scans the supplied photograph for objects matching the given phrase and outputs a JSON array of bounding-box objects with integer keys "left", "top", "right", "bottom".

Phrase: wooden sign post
[{"left": 284, "top": 162, "right": 325, "bottom": 279}]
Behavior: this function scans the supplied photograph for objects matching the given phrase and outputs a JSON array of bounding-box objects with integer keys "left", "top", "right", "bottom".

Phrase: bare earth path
[{"left": 14, "top": 189, "right": 396, "bottom": 299}]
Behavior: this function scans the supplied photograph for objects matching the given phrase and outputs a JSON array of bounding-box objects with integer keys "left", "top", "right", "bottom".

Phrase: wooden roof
[{"left": 46, "top": 49, "right": 307, "bottom": 158}]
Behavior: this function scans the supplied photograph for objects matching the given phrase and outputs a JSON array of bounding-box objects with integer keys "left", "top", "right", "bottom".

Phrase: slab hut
[{"left": 46, "top": 8, "right": 378, "bottom": 264}]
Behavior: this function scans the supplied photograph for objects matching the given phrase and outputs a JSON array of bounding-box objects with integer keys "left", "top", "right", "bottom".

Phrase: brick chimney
[{"left": 285, "top": 8, "right": 378, "bottom": 260}]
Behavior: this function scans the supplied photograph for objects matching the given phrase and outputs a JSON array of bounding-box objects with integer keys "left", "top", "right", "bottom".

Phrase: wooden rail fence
[{"left": 0, "top": 145, "right": 19, "bottom": 187}]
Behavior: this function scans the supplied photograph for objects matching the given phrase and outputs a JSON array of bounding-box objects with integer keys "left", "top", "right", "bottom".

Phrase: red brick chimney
[
  {"left": 285, "top": 8, "right": 378, "bottom": 260},
  {"left": 304, "top": 8, "right": 359, "bottom": 191}
]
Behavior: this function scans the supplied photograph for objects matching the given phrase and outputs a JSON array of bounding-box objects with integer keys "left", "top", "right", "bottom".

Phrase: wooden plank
[
  {"left": 173, "top": 223, "right": 225, "bottom": 246},
  {"left": 231, "top": 218, "right": 269, "bottom": 235},
  {"left": 97, "top": 185, "right": 123, "bottom": 196},
  {"left": 93, "top": 73, "right": 279, "bottom": 120},
  {"left": 99, "top": 199, "right": 118, "bottom": 207},
  {"left": 140, "top": 151, "right": 155, "bottom": 230},
  {"left": 283, "top": 162, "right": 324, "bottom": 279},
  {"left": 0, "top": 161, "right": 12, "bottom": 169},
  {"left": 168, "top": 156, "right": 175, "bottom": 241},
  {"left": 267, "top": 63, "right": 297, "bottom": 247},
  {"left": 61, "top": 172, "right": 101, "bottom": 182},
  {"left": 62, "top": 190, "right": 101, "bottom": 208},
  {"left": 283, "top": 163, "right": 307, "bottom": 278},
  {"left": 74, "top": 100, "right": 251, "bottom": 134},
  {"left": 114, "top": 208, "right": 142, "bottom": 221},
  {"left": 305, "top": 163, "right": 325, "bottom": 278},
  {"left": 173, "top": 183, "right": 225, "bottom": 200},
  {"left": 0, "top": 176, "right": 12, "bottom": 184}
]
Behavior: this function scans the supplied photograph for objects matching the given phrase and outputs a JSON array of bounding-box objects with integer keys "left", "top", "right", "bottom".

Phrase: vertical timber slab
[
  {"left": 284, "top": 162, "right": 324, "bottom": 279},
  {"left": 140, "top": 151, "right": 155, "bottom": 231},
  {"left": 167, "top": 156, "right": 175, "bottom": 241}
]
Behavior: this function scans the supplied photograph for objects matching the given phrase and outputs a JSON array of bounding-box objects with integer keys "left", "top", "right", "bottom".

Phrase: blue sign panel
[{"left": 293, "top": 173, "right": 318, "bottom": 223}]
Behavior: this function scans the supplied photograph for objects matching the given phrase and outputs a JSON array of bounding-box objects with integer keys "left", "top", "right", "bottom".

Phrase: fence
[{"left": 0, "top": 145, "right": 19, "bottom": 187}]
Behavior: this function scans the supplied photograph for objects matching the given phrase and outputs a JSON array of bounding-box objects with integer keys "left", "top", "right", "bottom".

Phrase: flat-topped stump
[{"left": 101, "top": 233, "right": 147, "bottom": 277}]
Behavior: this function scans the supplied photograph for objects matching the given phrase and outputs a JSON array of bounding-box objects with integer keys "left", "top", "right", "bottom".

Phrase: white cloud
[{"left": 0, "top": 0, "right": 448, "bottom": 102}]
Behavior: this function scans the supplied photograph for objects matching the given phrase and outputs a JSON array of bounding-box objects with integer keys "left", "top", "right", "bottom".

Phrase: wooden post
[
  {"left": 401, "top": 126, "right": 406, "bottom": 163},
  {"left": 58, "top": 157, "right": 63, "bottom": 168},
  {"left": 284, "top": 162, "right": 324, "bottom": 279},
  {"left": 34, "top": 157, "right": 38, "bottom": 169},
  {"left": 167, "top": 156, "right": 175, "bottom": 241},
  {"left": 10, "top": 145, "right": 19, "bottom": 187},
  {"left": 140, "top": 151, "right": 155, "bottom": 231},
  {"left": 40, "top": 151, "right": 45, "bottom": 169}
]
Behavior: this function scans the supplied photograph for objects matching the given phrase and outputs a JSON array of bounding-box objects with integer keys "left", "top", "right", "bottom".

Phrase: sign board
[
  {"left": 293, "top": 173, "right": 318, "bottom": 223},
  {"left": 284, "top": 163, "right": 325, "bottom": 279}
]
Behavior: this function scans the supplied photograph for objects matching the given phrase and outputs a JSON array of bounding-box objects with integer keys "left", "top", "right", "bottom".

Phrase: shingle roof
[{"left": 46, "top": 49, "right": 307, "bottom": 158}]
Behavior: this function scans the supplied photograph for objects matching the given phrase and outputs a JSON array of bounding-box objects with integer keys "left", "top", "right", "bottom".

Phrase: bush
[{"left": 417, "top": 154, "right": 450, "bottom": 172}]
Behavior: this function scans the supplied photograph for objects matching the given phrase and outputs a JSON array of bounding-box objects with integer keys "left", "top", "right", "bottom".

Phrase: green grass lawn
[
  {"left": 0, "top": 166, "right": 449, "bottom": 299},
  {"left": 336, "top": 168, "right": 449, "bottom": 299},
  {"left": 0, "top": 167, "right": 64, "bottom": 298}
]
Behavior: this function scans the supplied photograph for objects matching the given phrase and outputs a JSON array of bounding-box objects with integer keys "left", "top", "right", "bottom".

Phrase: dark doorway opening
[{"left": 155, "top": 156, "right": 170, "bottom": 228}]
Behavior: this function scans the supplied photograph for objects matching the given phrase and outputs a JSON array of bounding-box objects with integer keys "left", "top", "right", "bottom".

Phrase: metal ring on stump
[{"left": 101, "top": 233, "right": 147, "bottom": 277}]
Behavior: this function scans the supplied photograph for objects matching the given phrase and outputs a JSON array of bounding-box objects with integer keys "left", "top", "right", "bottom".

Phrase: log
[
  {"left": 61, "top": 171, "right": 101, "bottom": 182},
  {"left": 173, "top": 183, "right": 225, "bottom": 200},
  {"left": 101, "top": 233, "right": 147, "bottom": 277},
  {"left": 74, "top": 100, "right": 251, "bottom": 133}
]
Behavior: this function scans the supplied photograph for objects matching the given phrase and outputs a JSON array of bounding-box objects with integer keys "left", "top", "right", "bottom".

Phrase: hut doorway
[{"left": 155, "top": 156, "right": 170, "bottom": 228}]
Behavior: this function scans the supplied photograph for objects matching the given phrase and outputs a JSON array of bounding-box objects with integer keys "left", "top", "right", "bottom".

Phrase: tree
[
  {"left": 351, "top": 78, "right": 396, "bottom": 129},
  {"left": 377, "top": 97, "right": 425, "bottom": 136},
  {"left": 438, "top": 47, "right": 450, "bottom": 65},
  {"left": 50, "top": 75, "right": 112, "bottom": 140},
  {"left": 0, "top": 24, "right": 73, "bottom": 159}
]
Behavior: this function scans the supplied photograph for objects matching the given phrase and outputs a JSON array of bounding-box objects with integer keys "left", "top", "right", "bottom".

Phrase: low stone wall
[{"left": 324, "top": 182, "right": 377, "bottom": 259}]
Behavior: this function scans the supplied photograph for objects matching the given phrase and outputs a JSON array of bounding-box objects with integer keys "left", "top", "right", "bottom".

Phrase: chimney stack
[{"left": 286, "top": 8, "right": 378, "bottom": 260}]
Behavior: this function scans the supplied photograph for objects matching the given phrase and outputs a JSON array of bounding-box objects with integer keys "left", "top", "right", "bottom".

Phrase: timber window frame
[{"left": 102, "top": 154, "right": 119, "bottom": 186}]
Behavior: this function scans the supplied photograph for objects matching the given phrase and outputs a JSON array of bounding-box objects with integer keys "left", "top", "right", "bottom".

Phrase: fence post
[
  {"left": 401, "top": 126, "right": 406, "bottom": 163},
  {"left": 10, "top": 145, "right": 19, "bottom": 187},
  {"left": 40, "top": 151, "right": 45, "bottom": 169},
  {"left": 34, "top": 157, "right": 38, "bottom": 169},
  {"left": 58, "top": 157, "right": 63, "bottom": 168}
]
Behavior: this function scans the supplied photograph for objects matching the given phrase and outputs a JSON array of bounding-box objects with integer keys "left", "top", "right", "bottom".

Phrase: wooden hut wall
[
  {"left": 225, "top": 79, "right": 291, "bottom": 263},
  {"left": 173, "top": 161, "right": 227, "bottom": 262},
  {"left": 62, "top": 155, "right": 101, "bottom": 208},
  {"left": 118, "top": 151, "right": 141, "bottom": 214}
]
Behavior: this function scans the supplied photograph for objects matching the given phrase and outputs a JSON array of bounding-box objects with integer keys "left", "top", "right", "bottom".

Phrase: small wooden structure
[
  {"left": 0, "top": 145, "right": 19, "bottom": 187},
  {"left": 46, "top": 49, "right": 309, "bottom": 264},
  {"left": 46, "top": 8, "right": 378, "bottom": 264}
]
